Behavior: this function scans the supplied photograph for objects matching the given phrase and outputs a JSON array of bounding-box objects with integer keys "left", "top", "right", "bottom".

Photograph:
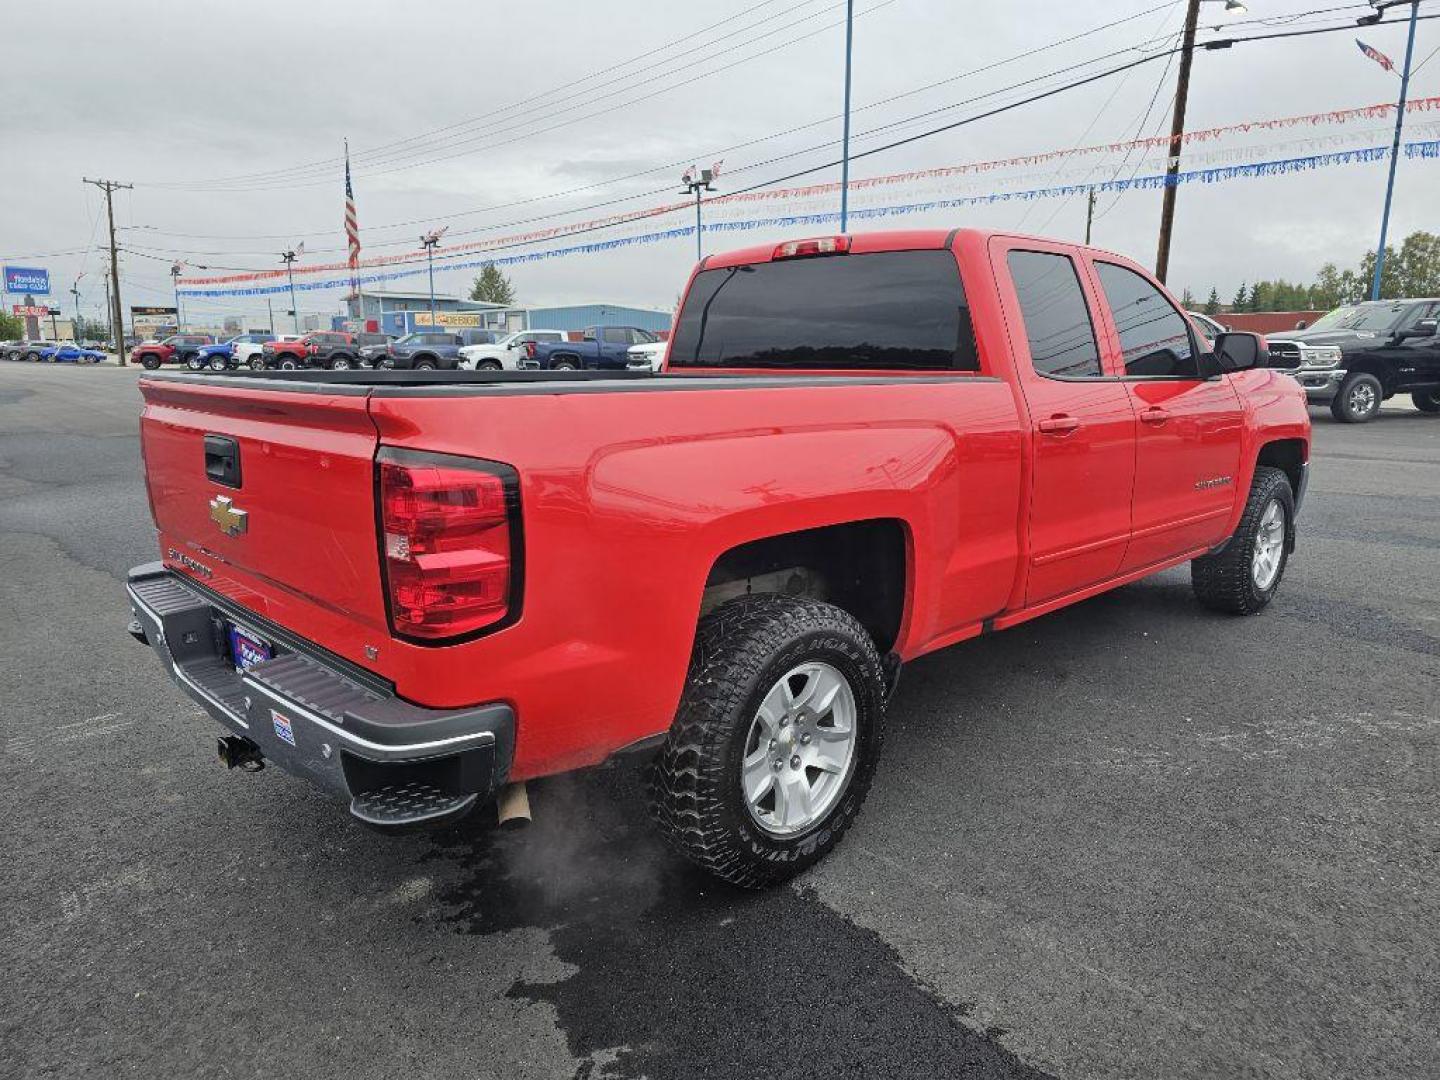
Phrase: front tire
[
  {"left": 414, "top": 359, "right": 436, "bottom": 370},
  {"left": 279, "top": 358, "right": 298, "bottom": 370},
  {"left": 478, "top": 360, "right": 502, "bottom": 371},
  {"left": 551, "top": 356, "right": 580, "bottom": 371},
  {"left": 1330, "top": 372, "right": 1383, "bottom": 423},
  {"left": 1191, "top": 465, "right": 1294, "bottom": 615},
  {"left": 1412, "top": 390, "right": 1440, "bottom": 413},
  {"left": 141, "top": 356, "right": 160, "bottom": 370},
  {"left": 648, "top": 595, "right": 886, "bottom": 889}
]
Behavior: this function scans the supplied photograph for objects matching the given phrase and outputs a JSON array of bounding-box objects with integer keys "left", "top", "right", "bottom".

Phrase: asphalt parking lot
[{"left": 1, "top": 362, "right": 1436, "bottom": 1080}]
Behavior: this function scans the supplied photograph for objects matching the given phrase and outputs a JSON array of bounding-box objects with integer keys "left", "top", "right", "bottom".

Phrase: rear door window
[
  {"left": 668, "top": 249, "right": 979, "bottom": 371},
  {"left": 602, "top": 328, "right": 630, "bottom": 344},
  {"left": 1094, "top": 261, "right": 1197, "bottom": 378},
  {"left": 1005, "top": 251, "right": 1102, "bottom": 379}
]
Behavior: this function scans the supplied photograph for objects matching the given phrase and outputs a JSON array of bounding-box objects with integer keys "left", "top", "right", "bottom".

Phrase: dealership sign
[
  {"left": 11, "top": 305, "right": 51, "bottom": 317},
  {"left": 3, "top": 266, "right": 51, "bottom": 295},
  {"left": 412, "top": 311, "right": 484, "bottom": 328}
]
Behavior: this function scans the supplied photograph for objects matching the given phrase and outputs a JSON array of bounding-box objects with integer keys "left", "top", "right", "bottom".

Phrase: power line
[
  {"left": 143, "top": 0, "right": 861, "bottom": 192},
  {"left": 121, "top": 3, "right": 1181, "bottom": 238}
]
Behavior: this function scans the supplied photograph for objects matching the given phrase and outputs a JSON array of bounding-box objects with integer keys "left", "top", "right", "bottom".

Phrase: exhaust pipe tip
[{"left": 496, "top": 781, "right": 531, "bottom": 830}]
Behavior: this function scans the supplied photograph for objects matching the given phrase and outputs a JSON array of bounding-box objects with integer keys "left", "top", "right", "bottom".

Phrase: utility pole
[
  {"left": 280, "top": 250, "right": 300, "bottom": 333},
  {"left": 1154, "top": 0, "right": 1201, "bottom": 284},
  {"left": 1369, "top": 1, "right": 1420, "bottom": 300},
  {"left": 267, "top": 296, "right": 275, "bottom": 334},
  {"left": 681, "top": 166, "right": 718, "bottom": 263},
  {"left": 103, "top": 270, "right": 113, "bottom": 344},
  {"left": 840, "top": 0, "right": 855, "bottom": 232},
  {"left": 83, "top": 177, "right": 133, "bottom": 364},
  {"left": 1084, "top": 187, "right": 1097, "bottom": 245}
]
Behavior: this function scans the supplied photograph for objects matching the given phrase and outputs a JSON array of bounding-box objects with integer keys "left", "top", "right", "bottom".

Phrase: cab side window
[
  {"left": 1006, "top": 250, "right": 1102, "bottom": 378},
  {"left": 1095, "top": 262, "right": 1198, "bottom": 379}
]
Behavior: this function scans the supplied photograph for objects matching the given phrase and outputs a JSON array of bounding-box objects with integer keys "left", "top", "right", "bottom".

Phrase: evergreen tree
[
  {"left": 469, "top": 263, "right": 517, "bottom": 305},
  {"left": 1179, "top": 287, "right": 1196, "bottom": 308},
  {"left": 1203, "top": 287, "right": 1221, "bottom": 316},
  {"left": 1231, "top": 282, "right": 1247, "bottom": 312}
]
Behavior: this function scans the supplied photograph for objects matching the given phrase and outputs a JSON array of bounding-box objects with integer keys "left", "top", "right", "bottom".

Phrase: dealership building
[{"left": 340, "top": 290, "right": 671, "bottom": 336}]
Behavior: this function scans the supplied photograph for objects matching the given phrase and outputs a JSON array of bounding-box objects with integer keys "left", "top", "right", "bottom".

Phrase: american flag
[
  {"left": 1356, "top": 38, "right": 1396, "bottom": 73},
  {"left": 344, "top": 140, "right": 361, "bottom": 299}
]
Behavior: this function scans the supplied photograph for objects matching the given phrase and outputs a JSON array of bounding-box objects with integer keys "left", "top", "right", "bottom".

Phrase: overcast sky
[{"left": 4, "top": 0, "right": 1437, "bottom": 329}]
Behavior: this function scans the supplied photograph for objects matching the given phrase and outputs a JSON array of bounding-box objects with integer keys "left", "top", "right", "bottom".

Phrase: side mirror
[
  {"left": 1211, "top": 331, "right": 1266, "bottom": 373},
  {"left": 1399, "top": 318, "right": 1437, "bottom": 340},
  {"left": 1294, "top": 320, "right": 1308, "bottom": 330}
]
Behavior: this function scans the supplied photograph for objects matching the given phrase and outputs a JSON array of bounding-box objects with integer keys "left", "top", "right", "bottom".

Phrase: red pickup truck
[{"left": 126, "top": 229, "right": 1309, "bottom": 887}]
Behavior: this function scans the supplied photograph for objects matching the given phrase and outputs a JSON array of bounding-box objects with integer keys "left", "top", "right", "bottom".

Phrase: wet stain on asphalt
[{"left": 423, "top": 766, "right": 1055, "bottom": 1080}]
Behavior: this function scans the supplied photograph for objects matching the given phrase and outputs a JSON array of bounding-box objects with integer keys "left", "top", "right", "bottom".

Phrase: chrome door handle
[
  {"left": 1037, "top": 416, "right": 1080, "bottom": 435},
  {"left": 1140, "top": 407, "right": 1169, "bottom": 425}
]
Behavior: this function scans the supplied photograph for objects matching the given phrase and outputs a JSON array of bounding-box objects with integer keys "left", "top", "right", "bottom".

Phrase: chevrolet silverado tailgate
[{"left": 139, "top": 377, "right": 388, "bottom": 636}]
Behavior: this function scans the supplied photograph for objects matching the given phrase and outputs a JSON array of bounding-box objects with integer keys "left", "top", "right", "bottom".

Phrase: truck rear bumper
[{"left": 126, "top": 563, "right": 514, "bottom": 829}]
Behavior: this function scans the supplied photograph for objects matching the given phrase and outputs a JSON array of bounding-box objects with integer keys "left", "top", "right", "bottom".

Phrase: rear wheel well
[
  {"left": 702, "top": 520, "right": 907, "bottom": 653},
  {"left": 1256, "top": 438, "right": 1306, "bottom": 496}
]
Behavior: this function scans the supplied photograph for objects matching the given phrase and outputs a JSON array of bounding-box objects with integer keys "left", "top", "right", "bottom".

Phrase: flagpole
[{"left": 1370, "top": 1, "right": 1419, "bottom": 300}]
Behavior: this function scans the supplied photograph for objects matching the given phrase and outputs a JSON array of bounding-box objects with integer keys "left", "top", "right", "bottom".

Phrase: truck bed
[{"left": 137, "top": 366, "right": 1022, "bottom": 780}]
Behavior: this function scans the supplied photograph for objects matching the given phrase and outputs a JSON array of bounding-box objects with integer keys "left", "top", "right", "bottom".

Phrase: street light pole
[
  {"left": 170, "top": 263, "right": 184, "bottom": 332},
  {"left": 421, "top": 231, "right": 442, "bottom": 328},
  {"left": 681, "top": 166, "right": 718, "bottom": 263},
  {"left": 840, "top": 0, "right": 854, "bottom": 232},
  {"left": 280, "top": 250, "right": 300, "bottom": 333},
  {"left": 1369, "top": 0, "right": 1420, "bottom": 300},
  {"left": 70, "top": 274, "right": 84, "bottom": 341}
]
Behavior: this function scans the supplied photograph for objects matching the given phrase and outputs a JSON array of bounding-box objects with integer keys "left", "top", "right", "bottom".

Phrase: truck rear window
[{"left": 668, "top": 250, "right": 979, "bottom": 371}]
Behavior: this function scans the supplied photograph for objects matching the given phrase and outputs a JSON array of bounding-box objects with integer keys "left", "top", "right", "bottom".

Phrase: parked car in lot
[
  {"left": 527, "top": 325, "right": 660, "bottom": 370},
  {"left": 45, "top": 342, "right": 106, "bottom": 364},
  {"left": 131, "top": 334, "right": 215, "bottom": 370},
  {"left": 211, "top": 333, "right": 278, "bottom": 371},
  {"left": 382, "top": 331, "right": 466, "bottom": 370},
  {"left": 625, "top": 338, "right": 668, "bottom": 372},
  {"left": 259, "top": 333, "right": 333, "bottom": 369},
  {"left": 126, "top": 228, "right": 1310, "bottom": 888},
  {"left": 245, "top": 334, "right": 302, "bottom": 369},
  {"left": 353, "top": 332, "right": 395, "bottom": 368},
  {"left": 458, "top": 329, "right": 567, "bottom": 370},
  {"left": 1267, "top": 297, "right": 1440, "bottom": 422},
  {"left": 1188, "top": 311, "right": 1228, "bottom": 339},
  {"left": 4, "top": 338, "right": 52, "bottom": 361}
]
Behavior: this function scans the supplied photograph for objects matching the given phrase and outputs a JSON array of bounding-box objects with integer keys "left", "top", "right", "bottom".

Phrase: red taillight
[
  {"left": 772, "top": 236, "right": 851, "bottom": 260},
  {"left": 524, "top": 341, "right": 537, "bottom": 359},
  {"left": 307, "top": 344, "right": 318, "bottom": 355},
  {"left": 378, "top": 452, "right": 518, "bottom": 641}
]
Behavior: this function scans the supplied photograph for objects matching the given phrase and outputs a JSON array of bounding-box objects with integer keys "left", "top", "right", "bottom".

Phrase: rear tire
[
  {"left": 330, "top": 356, "right": 352, "bottom": 370},
  {"left": 208, "top": 355, "right": 228, "bottom": 372},
  {"left": 248, "top": 357, "right": 266, "bottom": 371},
  {"left": 1191, "top": 465, "right": 1294, "bottom": 615},
  {"left": 1330, "top": 372, "right": 1382, "bottom": 423},
  {"left": 185, "top": 355, "right": 204, "bottom": 371},
  {"left": 647, "top": 595, "right": 886, "bottom": 889},
  {"left": 1412, "top": 390, "right": 1440, "bottom": 413}
]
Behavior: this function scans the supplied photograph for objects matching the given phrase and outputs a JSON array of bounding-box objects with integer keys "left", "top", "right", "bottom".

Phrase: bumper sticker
[{"left": 271, "top": 710, "right": 297, "bottom": 747}]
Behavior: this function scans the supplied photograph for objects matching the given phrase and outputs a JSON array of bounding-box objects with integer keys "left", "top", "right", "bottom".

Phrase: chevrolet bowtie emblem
[{"left": 208, "top": 495, "right": 248, "bottom": 537}]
